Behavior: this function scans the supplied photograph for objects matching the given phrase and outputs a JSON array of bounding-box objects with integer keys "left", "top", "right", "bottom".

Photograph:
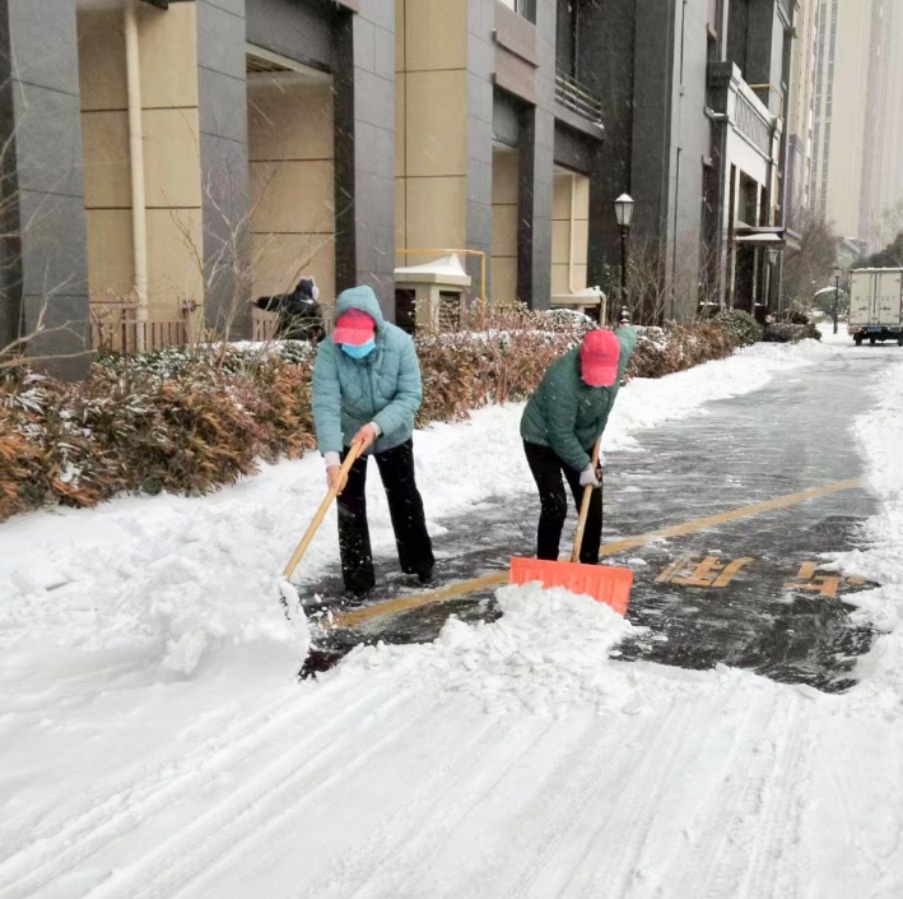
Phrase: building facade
[
  {"left": 0, "top": 0, "right": 804, "bottom": 376},
  {"left": 787, "top": 0, "right": 818, "bottom": 225},
  {"left": 589, "top": 0, "right": 798, "bottom": 319},
  {"left": 812, "top": 0, "right": 903, "bottom": 251},
  {"left": 0, "top": 0, "right": 394, "bottom": 376}
]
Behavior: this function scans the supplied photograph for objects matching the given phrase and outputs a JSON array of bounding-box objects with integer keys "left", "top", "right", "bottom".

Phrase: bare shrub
[{"left": 0, "top": 314, "right": 746, "bottom": 521}]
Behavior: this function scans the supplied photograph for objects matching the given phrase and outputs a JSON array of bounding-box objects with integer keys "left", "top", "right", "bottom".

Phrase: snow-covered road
[{"left": 3, "top": 331, "right": 903, "bottom": 898}]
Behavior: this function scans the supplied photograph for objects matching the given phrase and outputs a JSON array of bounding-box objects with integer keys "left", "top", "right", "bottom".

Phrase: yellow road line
[{"left": 332, "top": 477, "right": 863, "bottom": 629}]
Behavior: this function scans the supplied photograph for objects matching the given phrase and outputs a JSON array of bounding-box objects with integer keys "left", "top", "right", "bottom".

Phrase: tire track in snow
[
  {"left": 617, "top": 681, "right": 801, "bottom": 898},
  {"left": 498, "top": 679, "right": 809, "bottom": 899},
  {"left": 82, "top": 683, "right": 434, "bottom": 898},
  {"left": 734, "top": 699, "right": 812, "bottom": 899},
  {"left": 548, "top": 703, "right": 698, "bottom": 898},
  {"left": 293, "top": 708, "right": 536, "bottom": 899},
  {"left": 0, "top": 676, "right": 393, "bottom": 899},
  {"left": 692, "top": 693, "right": 809, "bottom": 899}
]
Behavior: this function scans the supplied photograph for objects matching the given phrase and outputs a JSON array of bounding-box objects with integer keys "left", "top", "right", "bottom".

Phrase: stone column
[
  {"left": 334, "top": 0, "right": 396, "bottom": 316},
  {"left": 517, "top": 0, "right": 554, "bottom": 310},
  {"left": 196, "top": 0, "right": 251, "bottom": 337},
  {"left": 0, "top": 0, "right": 91, "bottom": 377}
]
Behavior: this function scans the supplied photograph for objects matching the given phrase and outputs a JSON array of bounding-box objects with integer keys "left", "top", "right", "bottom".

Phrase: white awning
[
  {"left": 395, "top": 254, "right": 469, "bottom": 278},
  {"left": 395, "top": 254, "right": 473, "bottom": 288},
  {"left": 735, "top": 232, "right": 785, "bottom": 245},
  {"left": 813, "top": 286, "right": 847, "bottom": 297}
]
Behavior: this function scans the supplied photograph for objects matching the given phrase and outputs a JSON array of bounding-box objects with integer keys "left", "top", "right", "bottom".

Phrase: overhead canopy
[
  {"left": 734, "top": 225, "right": 786, "bottom": 247},
  {"left": 813, "top": 286, "right": 848, "bottom": 297},
  {"left": 551, "top": 285, "right": 606, "bottom": 311},
  {"left": 735, "top": 232, "right": 785, "bottom": 245},
  {"left": 558, "top": 286, "right": 605, "bottom": 298},
  {"left": 395, "top": 254, "right": 472, "bottom": 287}
]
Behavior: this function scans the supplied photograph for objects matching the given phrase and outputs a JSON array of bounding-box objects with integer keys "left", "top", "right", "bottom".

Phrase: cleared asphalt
[{"left": 303, "top": 344, "right": 893, "bottom": 691}]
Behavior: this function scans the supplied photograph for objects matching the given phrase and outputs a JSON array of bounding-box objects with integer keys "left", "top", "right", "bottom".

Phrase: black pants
[
  {"left": 523, "top": 440, "right": 602, "bottom": 565},
  {"left": 337, "top": 439, "right": 434, "bottom": 594}
]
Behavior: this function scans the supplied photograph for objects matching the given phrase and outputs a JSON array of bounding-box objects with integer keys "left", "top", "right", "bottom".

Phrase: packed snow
[{"left": 3, "top": 334, "right": 903, "bottom": 898}]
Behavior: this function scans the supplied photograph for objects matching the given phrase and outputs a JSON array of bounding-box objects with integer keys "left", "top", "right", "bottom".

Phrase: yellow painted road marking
[
  {"left": 331, "top": 477, "right": 863, "bottom": 629},
  {"left": 655, "top": 554, "right": 756, "bottom": 588},
  {"left": 783, "top": 560, "right": 868, "bottom": 598}
]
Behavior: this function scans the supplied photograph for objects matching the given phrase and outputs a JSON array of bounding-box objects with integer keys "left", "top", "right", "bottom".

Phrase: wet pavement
[{"left": 303, "top": 346, "right": 893, "bottom": 692}]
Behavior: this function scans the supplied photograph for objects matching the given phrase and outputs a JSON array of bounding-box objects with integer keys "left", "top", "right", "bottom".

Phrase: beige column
[
  {"left": 396, "top": 0, "right": 469, "bottom": 268},
  {"left": 248, "top": 75, "right": 336, "bottom": 312},
  {"left": 124, "top": 0, "right": 148, "bottom": 343},
  {"left": 491, "top": 149, "right": 519, "bottom": 307}
]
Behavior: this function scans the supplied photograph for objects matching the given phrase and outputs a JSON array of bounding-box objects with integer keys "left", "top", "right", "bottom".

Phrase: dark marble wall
[{"left": 0, "top": 0, "right": 91, "bottom": 377}]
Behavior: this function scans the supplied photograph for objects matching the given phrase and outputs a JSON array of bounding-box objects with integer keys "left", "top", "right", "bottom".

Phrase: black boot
[{"left": 416, "top": 564, "right": 436, "bottom": 586}]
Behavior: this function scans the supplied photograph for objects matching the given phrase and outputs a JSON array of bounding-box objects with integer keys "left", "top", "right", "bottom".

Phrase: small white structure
[
  {"left": 551, "top": 285, "right": 606, "bottom": 320},
  {"left": 394, "top": 254, "right": 473, "bottom": 331}
]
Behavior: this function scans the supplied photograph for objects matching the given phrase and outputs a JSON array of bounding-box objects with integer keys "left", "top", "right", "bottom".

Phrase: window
[
  {"left": 740, "top": 176, "right": 759, "bottom": 227},
  {"left": 394, "top": 289, "right": 416, "bottom": 335},
  {"left": 438, "top": 292, "right": 462, "bottom": 330},
  {"left": 498, "top": 0, "right": 537, "bottom": 23},
  {"left": 556, "top": 0, "right": 577, "bottom": 78}
]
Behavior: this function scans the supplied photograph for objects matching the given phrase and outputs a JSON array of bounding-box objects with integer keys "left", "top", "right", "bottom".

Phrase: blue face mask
[{"left": 341, "top": 339, "right": 376, "bottom": 360}]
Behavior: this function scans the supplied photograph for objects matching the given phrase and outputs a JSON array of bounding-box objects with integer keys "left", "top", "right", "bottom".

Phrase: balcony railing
[
  {"left": 555, "top": 70, "right": 604, "bottom": 126},
  {"left": 735, "top": 90, "right": 773, "bottom": 155}
]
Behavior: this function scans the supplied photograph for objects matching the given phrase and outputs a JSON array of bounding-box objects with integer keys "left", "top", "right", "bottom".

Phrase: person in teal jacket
[
  {"left": 312, "top": 285, "right": 434, "bottom": 597},
  {"left": 520, "top": 325, "right": 638, "bottom": 564}
]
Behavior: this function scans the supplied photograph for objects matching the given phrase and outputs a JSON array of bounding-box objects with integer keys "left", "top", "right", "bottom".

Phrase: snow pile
[
  {"left": 336, "top": 584, "right": 641, "bottom": 716},
  {"left": 832, "top": 359, "right": 903, "bottom": 696},
  {"left": 0, "top": 475, "right": 313, "bottom": 673},
  {"left": 607, "top": 339, "right": 831, "bottom": 442}
]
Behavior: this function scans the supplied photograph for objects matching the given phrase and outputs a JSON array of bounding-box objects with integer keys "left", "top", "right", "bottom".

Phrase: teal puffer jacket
[
  {"left": 520, "top": 327, "right": 638, "bottom": 471},
  {"left": 313, "top": 285, "right": 423, "bottom": 456}
]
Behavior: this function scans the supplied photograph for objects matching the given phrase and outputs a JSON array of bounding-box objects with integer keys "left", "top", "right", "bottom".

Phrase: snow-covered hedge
[
  {"left": 712, "top": 309, "right": 763, "bottom": 347},
  {"left": 0, "top": 314, "right": 740, "bottom": 521},
  {"left": 763, "top": 321, "right": 821, "bottom": 343}
]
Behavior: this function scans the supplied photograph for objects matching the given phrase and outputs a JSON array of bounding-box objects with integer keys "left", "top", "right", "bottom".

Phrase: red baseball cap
[
  {"left": 580, "top": 329, "right": 621, "bottom": 387},
  {"left": 332, "top": 309, "right": 376, "bottom": 345}
]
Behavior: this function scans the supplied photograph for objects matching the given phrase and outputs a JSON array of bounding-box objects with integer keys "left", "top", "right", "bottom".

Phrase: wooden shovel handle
[
  {"left": 571, "top": 437, "right": 601, "bottom": 563},
  {"left": 282, "top": 440, "right": 364, "bottom": 580}
]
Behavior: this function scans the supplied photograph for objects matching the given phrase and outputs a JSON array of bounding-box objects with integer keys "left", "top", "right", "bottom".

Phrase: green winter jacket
[
  {"left": 313, "top": 286, "right": 422, "bottom": 456},
  {"left": 520, "top": 327, "right": 638, "bottom": 471}
]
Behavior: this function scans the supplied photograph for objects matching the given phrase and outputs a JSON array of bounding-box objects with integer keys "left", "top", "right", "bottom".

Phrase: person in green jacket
[
  {"left": 520, "top": 325, "right": 637, "bottom": 564},
  {"left": 312, "top": 285, "right": 434, "bottom": 597}
]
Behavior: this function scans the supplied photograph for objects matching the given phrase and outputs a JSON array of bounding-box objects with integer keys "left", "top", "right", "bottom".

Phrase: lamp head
[{"left": 614, "top": 193, "right": 635, "bottom": 228}]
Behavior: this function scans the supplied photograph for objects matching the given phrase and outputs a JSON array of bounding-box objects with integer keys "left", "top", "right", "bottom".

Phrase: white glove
[{"left": 579, "top": 465, "right": 601, "bottom": 488}]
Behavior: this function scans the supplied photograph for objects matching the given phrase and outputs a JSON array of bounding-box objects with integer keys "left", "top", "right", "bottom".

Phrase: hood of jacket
[{"left": 334, "top": 285, "right": 386, "bottom": 331}]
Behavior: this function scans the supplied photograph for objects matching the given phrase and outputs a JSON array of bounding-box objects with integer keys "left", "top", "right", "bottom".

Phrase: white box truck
[{"left": 848, "top": 268, "right": 903, "bottom": 346}]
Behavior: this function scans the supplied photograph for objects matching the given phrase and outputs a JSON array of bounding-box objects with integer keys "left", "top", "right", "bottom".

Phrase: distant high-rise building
[
  {"left": 812, "top": 0, "right": 903, "bottom": 251},
  {"left": 787, "top": 0, "right": 819, "bottom": 224}
]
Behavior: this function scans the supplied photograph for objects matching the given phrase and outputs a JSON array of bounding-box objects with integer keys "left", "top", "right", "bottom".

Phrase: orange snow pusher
[{"left": 509, "top": 439, "right": 633, "bottom": 615}]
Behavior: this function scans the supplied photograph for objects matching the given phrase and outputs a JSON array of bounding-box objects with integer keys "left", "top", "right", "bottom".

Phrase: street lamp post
[
  {"left": 614, "top": 193, "right": 635, "bottom": 324},
  {"left": 833, "top": 266, "right": 842, "bottom": 334}
]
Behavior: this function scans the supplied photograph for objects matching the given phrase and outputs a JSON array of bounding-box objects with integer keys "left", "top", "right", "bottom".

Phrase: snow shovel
[
  {"left": 509, "top": 439, "right": 634, "bottom": 614},
  {"left": 279, "top": 439, "right": 364, "bottom": 619}
]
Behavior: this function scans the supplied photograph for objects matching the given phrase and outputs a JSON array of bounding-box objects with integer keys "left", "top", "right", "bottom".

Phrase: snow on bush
[
  {"left": 0, "top": 315, "right": 742, "bottom": 521},
  {"left": 712, "top": 309, "right": 763, "bottom": 347}
]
